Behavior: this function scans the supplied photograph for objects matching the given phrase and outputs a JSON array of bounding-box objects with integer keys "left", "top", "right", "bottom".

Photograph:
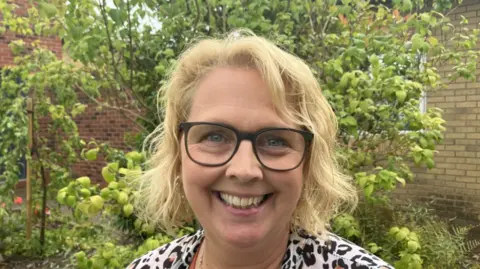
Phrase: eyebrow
[{"left": 197, "top": 119, "right": 294, "bottom": 132}]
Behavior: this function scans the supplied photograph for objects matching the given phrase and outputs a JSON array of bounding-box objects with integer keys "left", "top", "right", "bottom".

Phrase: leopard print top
[{"left": 127, "top": 229, "right": 394, "bottom": 269}]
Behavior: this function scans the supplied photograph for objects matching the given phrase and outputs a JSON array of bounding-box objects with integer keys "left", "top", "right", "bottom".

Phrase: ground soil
[{"left": 0, "top": 255, "right": 74, "bottom": 269}]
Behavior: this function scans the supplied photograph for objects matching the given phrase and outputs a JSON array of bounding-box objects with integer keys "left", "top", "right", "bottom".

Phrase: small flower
[
  {"left": 14, "top": 197, "right": 23, "bottom": 205},
  {"left": 34, "top": 207, "right": 51, "bottom": 216}
]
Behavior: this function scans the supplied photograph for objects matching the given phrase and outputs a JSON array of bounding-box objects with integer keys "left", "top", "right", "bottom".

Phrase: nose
[{"left": 225, "top": 140, "right": 263, "bottom": 182}]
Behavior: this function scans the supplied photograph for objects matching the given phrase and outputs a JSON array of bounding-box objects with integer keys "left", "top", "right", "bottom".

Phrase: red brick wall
[
  {"left": 394, "top": 0, "right": 480, "bottom": 222},
  {"left": 36, "top": 101, "right": 141, "bottom": 184},
  {"left": 0, "top": 0, "right": 62, "bottom": 66},
  {"left": 3, "top": 0, "right": 141, "bottom": 185},
  {"left": 2, "top": 0, "right": 62, "bottom": 189},
  {"left": 71, "top": 94, "right": 141, "bottom": 182}
]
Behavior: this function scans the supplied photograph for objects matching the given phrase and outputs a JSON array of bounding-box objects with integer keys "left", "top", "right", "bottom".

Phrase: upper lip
[{"left": 214, "top": 190, "right": 271, "bottom": 198}]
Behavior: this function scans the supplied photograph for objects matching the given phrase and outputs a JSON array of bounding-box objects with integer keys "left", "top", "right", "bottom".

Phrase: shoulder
[
  {"left": 126, "top": 230, "right": 203, "bottom": 269},
  {"left": 285, "top": 230, "right": 394, "bottom": 269}
]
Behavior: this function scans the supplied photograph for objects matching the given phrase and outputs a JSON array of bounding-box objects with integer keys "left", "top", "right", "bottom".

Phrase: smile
[{"left": 216, "top": 192, "right": 273, "bottom": 209}]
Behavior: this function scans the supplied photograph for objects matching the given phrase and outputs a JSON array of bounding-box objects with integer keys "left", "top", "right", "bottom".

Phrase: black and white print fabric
[{"left": 127, "top": 229, "right": 394, "bottom": 269}]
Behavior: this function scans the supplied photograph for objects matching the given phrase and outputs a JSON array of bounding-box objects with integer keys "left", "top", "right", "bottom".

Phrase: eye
[
  {"left": 205, "top": 133, "right": 225, "bottom": 143},
  {"left": 199, "top": 132, "right": 232, "bottom": 145},
  {"left": 264, "top": 137, "right": 288, "bottom": 147}
]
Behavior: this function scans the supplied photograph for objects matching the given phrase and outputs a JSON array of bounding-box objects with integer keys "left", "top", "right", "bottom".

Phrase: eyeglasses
[{"left": 179, "top": 122, "right": 313, "bottom": 171}]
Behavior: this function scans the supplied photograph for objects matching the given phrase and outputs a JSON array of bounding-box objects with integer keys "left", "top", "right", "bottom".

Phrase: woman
[{"left": 128, "top": 31, "right": 393, "bottom": 269}]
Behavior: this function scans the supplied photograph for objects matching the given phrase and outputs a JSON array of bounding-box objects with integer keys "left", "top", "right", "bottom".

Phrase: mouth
[{"left": 215, "top": 191, "right": 273, "bottom": 210}]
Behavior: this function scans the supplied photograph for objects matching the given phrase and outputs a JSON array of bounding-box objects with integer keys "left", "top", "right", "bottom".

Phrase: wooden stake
[{"left": 26, "top": 98, "right": 33, "bottom": 240}]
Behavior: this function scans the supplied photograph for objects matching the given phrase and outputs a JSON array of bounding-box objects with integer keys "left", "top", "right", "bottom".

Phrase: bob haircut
[{"left": 136, "top": 29, "right": 358, "bottom": 236}]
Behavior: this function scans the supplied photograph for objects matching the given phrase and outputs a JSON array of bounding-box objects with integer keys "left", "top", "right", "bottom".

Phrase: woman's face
[{"left": 180, "top": 67, "right": 304, "bottom": 247}]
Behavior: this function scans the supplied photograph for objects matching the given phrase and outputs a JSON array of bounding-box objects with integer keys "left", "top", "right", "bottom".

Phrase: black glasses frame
[{"left": 178, "top": 122, "right": 314, "bottom": 172}]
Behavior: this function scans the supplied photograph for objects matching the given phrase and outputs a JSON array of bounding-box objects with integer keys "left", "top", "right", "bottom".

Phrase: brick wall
[
  {"left": 0, "top": 0, "right": 62, "bottom": 66},
  {"left": 1, "top": 0, "right": 62, "bottom": 189},
  {"left": 2, "top": 0, "right": 140, "bottom": 185},
  {"left": 71, "top": 94, "right": 141, "bottom": 182},
  {"left": 36, "top": 98, "right": 141, "bottom": 184},
  {"left": 395, "top": 0, "right": 480, "bottom": 222}
]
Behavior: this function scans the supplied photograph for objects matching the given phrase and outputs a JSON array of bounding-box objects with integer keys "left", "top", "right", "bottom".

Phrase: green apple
[
  {"left": 76, "top": 177, "right": 91, "bottom": 188},
  {"left": 57, "top": 191, "right": 67, "bottom": 204},
  {"left": 90, "top": 195, "right": 104, "bottom": 213},
  {"left": 80, "top": 188, "right": 91, "bottom": 198},
  {"left": 85, "top": 148, "right": 99, "bottom": 161},
  {"left": 66, "top": 195, "right": 77, "bottom": 207},
  {"left": 116, "top": 192, "right": 128, "bottom": 205},
  {"left": 123, "top": 203, "right": 134, "bottom": 217},
  {"left": 101, "top": 166, "right": 115, "bottom": 183}
]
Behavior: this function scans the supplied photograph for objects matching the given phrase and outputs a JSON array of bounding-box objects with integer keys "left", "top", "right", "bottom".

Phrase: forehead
[
  {"left": 192, "top": 67, "right": 273, "bottom": 107},
  {"left": 187, "top": 67, "right": 295, "bottom": 129}
]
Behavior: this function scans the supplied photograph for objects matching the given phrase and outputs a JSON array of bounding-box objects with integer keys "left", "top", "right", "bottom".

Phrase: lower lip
[{"left": 215, "top": 192, "right": 270, "bottom": 217}]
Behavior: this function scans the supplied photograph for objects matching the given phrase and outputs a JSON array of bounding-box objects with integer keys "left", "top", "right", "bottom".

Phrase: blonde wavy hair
[{"left": 136, "top": 30, "right": 358, "bottom": 237}]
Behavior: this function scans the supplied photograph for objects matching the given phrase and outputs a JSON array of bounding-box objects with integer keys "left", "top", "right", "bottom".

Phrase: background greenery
[{"left": 1, "top": 0, "right": 479, "bottom": 268}]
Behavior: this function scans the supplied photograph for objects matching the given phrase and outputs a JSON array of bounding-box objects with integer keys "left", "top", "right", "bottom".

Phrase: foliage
[
  {"left": 418, "top": 221, "right": 480, "bottom": 269},
  {"left": 1, "top": 204, "right": 68, "bottom": 257},
  {"left": 354, "top": 201, "right": 480, "bottom": 269},
  {"left": 1, "top": 0, "right": 480, "bottom": 268},
  {"left": 58, "top": 145, "right": 196, "bottom": 268},
  {"left": 395, "top": 205, "right": 480, "bottom": 269}
]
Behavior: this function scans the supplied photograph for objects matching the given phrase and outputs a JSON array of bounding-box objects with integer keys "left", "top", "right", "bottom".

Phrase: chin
[{"left": 217, "top": 222, "right": 271, "bottom": 248}]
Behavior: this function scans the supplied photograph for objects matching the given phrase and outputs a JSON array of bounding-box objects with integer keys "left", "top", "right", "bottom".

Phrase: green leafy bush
[
  {"left": 349, "top": 201, "right": 480, "bottom": 269},
  {"left": 1, "top": 207, "right": 70, "bottom": 257}
]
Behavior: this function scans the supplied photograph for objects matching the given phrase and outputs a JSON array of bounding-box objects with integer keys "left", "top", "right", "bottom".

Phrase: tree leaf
[
  {"left": 109, "top": 9, "right": 124, "bottom": 24},
  {"left": 419, "top": 138, "right": 428, "bottom": 148},
  {"left": 364, "top": 184, "right": 374, "bottom": 197},
  {"left": 163, "top": 49, "right": 175, "bottom": 57},
  {"left": 72, "top": 103, "right": 87, "bottom": 118},
  {"left": 426, "top": 158, "right": 435, "bottom": 169},
  {"left": 359, "top": 100, "right": 370, "bottom": 112},
  {"left": 38, "top": 2, "right": 57, "bottom": 18},
  {"left": 411, "top": 34, "right": 423, "bottom": 52},
  {"left": 395, "top": 90, "right": 407, "bottom": 103},
  {"left": 342, "top": 116, "right": 357, "bottom": 126},
  {"left": 349, "top": 100, "right": 359, "bottom": 112},
  {"left": 413, "top": 154, "right": 422, "bottom": 164},
  {"left": 428, "top": 36, "right": 438, "bottom": 46},
  {"left": 401, "top": 0, "right": 413, "bottom": 11},
  {"left": 34, "top": 23, "right": 43, "bottom": 35},
  {"left": 422, "top": 149, "right": 433, "bottom": 158},
  {"left": 358, "top": 175, "right": 367, "bottom": 188}
]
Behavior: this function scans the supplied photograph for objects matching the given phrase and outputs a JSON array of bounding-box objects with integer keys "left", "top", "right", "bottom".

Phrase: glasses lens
[
  {"left": 255, "top": 129, "right": 306, "bottom": 170},
  {"left": 186, "top": 124, "right": 237, "bottom": 165}
]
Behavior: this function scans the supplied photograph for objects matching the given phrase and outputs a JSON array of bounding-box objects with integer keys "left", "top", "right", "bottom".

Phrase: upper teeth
[{"left": 220, "top": 192, "right": 264, "bottom": 208}]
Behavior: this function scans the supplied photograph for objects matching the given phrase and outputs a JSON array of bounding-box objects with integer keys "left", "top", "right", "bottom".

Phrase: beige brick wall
[{"left": 395, "top": 0, "right": 480, "bottom": 221}]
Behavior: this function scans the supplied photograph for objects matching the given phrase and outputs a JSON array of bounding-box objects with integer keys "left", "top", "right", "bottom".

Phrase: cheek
[
  {"left": 180, "top": 145, "right": 199, "bottom": 181},
  {"left": 294, "top": 175, "right": 304, "bottom": 201},
  {"left": 181, "top": 160, "right": 206, "bottom": 207},
  {"left": 180, "top": 148, "right": 221, "bottom": 189},
  {"left": 286, "top": 167, "right": 304, "bottom": 203},
  {"left": 180, "top": 151, "right": 200, "bottom": 189},
  {"left": 268, "top": 169, "right": 303, "bottom": 199},
  {"left": 180, "top": 148, "right": 198, "bottom": 197}
]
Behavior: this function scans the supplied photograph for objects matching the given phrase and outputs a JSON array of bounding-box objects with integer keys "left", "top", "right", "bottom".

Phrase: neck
[{"left": 201, "top": 226, "right": 290, "bottom": 269}]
